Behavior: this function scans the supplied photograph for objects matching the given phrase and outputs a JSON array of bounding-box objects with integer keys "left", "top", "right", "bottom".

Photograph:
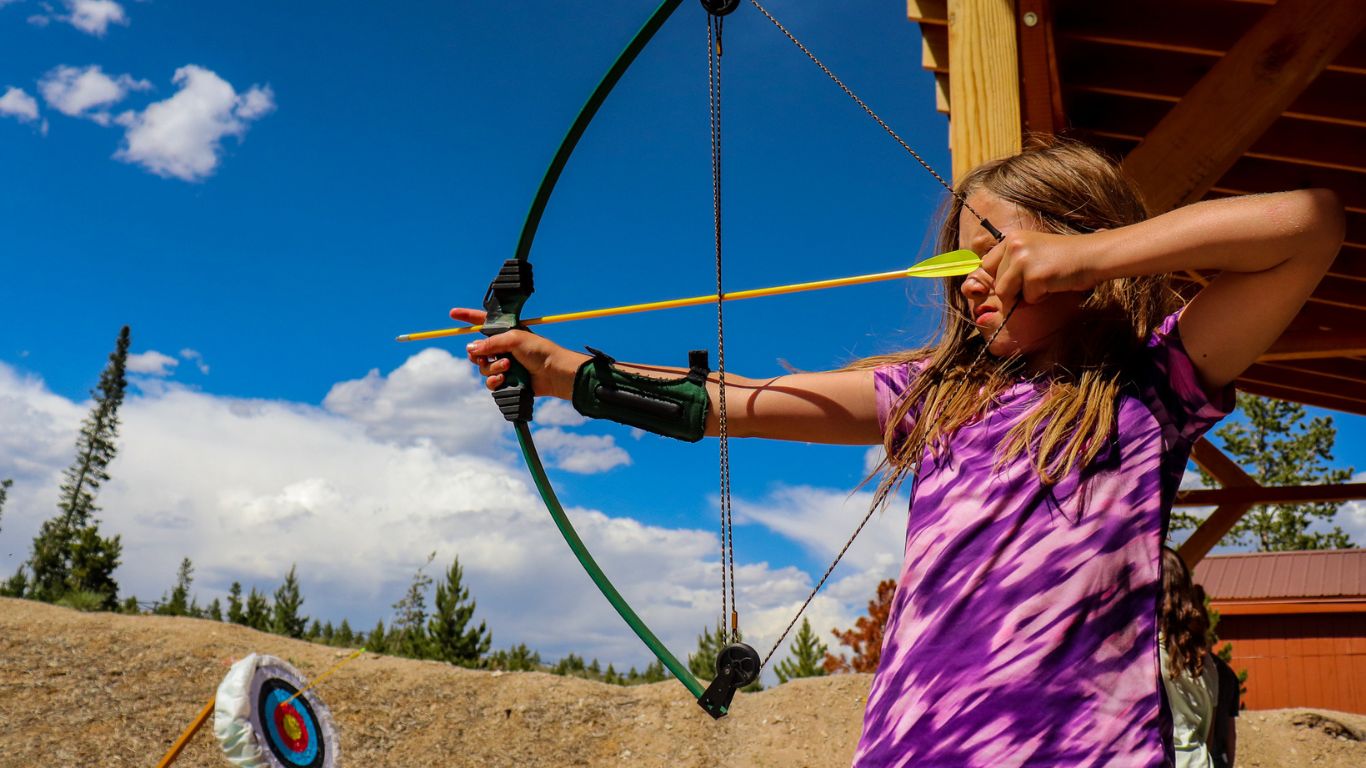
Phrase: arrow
[{"left": 397, "top": 249, "right": 980, "bottom": 342}]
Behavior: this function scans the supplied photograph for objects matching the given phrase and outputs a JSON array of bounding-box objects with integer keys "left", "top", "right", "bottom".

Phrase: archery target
[{"left": 214, "top": 653, "right": 340, "bottom": 768}]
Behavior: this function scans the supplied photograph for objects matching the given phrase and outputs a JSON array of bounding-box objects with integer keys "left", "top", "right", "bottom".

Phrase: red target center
[{"left": 273, "top": 703, "right": 310, "bottom": 753}]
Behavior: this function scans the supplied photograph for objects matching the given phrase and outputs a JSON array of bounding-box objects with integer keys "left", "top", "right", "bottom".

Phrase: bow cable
[{"left": 707, "top": 11, "right": 740, "bottom": 648}]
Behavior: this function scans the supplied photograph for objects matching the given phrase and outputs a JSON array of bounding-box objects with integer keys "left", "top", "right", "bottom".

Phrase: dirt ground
[{"left": 1, "top": 597, "right": 1362, "bottom": 767}]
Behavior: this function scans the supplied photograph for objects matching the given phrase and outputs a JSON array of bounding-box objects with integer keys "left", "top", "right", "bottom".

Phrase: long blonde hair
[{"left": 856, "top": 140, "right": 1178, "bottom": 508}]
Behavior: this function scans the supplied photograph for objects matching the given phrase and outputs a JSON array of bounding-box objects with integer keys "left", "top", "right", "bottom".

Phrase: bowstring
[{"left": 744, "top": 0, "right": 1010, "bottom": 667}]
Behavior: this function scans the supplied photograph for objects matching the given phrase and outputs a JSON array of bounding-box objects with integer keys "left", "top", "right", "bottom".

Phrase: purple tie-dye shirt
[{"left": 855, "top": 312, "right": 1233, "bottom": 768}]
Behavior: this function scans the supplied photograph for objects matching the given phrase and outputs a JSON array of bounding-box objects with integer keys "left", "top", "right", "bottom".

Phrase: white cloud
[
  {"left": 323, "top": 348, "right": 508, "bottom": 457},
  {"left": 179, "top": 348, "right": 209, "bottom": 375},
  {"left": 531, "top": 426, "right": 631, "bottom": 474},
  {"left": 0, "top": 87, "right": 40, "bottom": 123},
  {"left": 62, "top": 0, "right": 127, "bottom": 36},
  {"left": 534, "top": 399, "right": 587, "bottom": 428},
  {"left": 38, "top": 64, "right": 149, "bottom": 125},
  {"left": 126, "top": 350, "right": 178, "bottom": 376},
  {"left": 113, "top": 65, "right": 274, "bottom": 181},
  {"left": 0, "top": 355, "right": 891, "bottom": 680}
]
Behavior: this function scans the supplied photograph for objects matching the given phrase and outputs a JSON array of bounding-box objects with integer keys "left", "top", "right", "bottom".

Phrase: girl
[
  {"left": 461, "top": 142, "right": 1343, "bottom": 766},
  {"left": 1159, "top": 546, "right": 1219, "bottom": 768}
]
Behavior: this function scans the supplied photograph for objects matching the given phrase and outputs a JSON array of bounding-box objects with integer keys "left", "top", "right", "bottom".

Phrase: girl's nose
[{"left": 960, "top": 270, "right": 992, "bottom": 298}]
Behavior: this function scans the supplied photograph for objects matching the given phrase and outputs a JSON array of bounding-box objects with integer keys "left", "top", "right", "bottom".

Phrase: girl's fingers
[{"left": 450, "top": 307, "right": 488, "bottom": 323}]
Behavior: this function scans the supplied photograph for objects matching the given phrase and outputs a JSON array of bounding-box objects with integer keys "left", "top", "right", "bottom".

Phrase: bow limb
[{"left": 494, "top": 0, "right": 714, "bottom": 712}]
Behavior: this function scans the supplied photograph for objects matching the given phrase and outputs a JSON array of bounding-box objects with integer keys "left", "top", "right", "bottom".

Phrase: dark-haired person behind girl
[
  {"left": 1160, "top": 547, "right": 1219, "bottom": 768},
  {"left": 461, "top": 141, "right": 1344, "bottom": 766}
]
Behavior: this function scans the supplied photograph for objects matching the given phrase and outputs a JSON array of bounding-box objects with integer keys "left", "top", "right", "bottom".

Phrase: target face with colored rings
[
  {"left": 256, "top": 677, "right": 324, "bottom": 766},
  {"left": 214, "top": 653, "right": 340, "bottom": 768}
]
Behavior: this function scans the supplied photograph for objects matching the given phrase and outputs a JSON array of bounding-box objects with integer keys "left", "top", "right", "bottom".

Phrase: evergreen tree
[
  {"left": 227, "top": 582, "right": 245, "bottom": 624},
  {"left": 0, "top": 478, "right": 11, "bottom": 535},
  {"left": 367, "top": 619, "right": 388, "bottom": 653},
  {"left": 271, "top": 565, "right": 308, "bottom": 639},
  {"left": 320, "top": 621, "right": 334, "bottom": 644},
  {"left": 428, "top": 556, "right": 491, "bottom": 667},
  {"left": 774, "top": 617, "right": 829, "bottom": 684},
  {"left": 1175, "top": 394, "right": 1355, "bottom": 550},
  {"left": 553, "top": 653, "right": 586, "bottom": 677},
  {"left": 825, "top": 579, "right": 895, "bottom": 674},
  {"left": 120, "top": 595, "right": 140, "bottom": 614},
  {"left": 486, "top": 643, "right": 542, "bottom": 672},
  {"left": 28, "top": 327, "right": 129, "bottom": 607},
  {"left": 688, "top": 623, "right": 761, "bottom": 692},
  {"left": 336, "top": 619, "right": 355, "bottom": 647},
  {"left": 391, "top": 554, "right": 435, "bottom": 659},
  {"left": 206, "top": 598, "right": 222, "bottom": 622},
  {"left": 157, "top": 558, "right": 194, "bottom": 616},
  {"left": 244, "top": 587, "right": 271, "bottom": 631},
  {"left": 0, "top": 567, "right": 27, "bottom": 598}
]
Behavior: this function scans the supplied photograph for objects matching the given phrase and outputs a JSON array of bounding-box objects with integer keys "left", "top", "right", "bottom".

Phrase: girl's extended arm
[
  {"left": 457, "top": 308, "right": 882, "bottom": 445},
  {"left": 987, "top": 189, "right": 1345, "bottom": 390}
]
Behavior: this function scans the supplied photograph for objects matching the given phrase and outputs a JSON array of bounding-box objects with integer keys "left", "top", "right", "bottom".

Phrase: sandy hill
[{"left": 1, "top": 597, "right": 1362, "bottom": 767}]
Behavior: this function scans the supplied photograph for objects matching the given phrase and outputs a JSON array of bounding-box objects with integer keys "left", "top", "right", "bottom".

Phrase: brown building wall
[{"left": 1214, "top": 611, "right": 1366, "bottom": 714}]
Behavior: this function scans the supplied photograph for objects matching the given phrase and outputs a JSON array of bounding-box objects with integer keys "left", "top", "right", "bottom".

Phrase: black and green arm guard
[{"left": 572, "top": 347, "right": 712, "bottom": 442}]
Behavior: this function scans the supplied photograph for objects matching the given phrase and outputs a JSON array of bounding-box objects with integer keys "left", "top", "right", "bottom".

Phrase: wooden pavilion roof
[{"left": 907, "top": 0, "right": 1366, "bottom": 417}]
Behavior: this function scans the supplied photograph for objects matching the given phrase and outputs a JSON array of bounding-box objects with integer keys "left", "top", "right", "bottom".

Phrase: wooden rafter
[
  {"left": 1179, "top": 440, "right": 1260, "bottom": 566},
  {"left": 1122, "top": 0, "right": 1366, "bottom": 214},
  {"left": 1175, "top": 482, "right": 1366, "bottom": 507}
]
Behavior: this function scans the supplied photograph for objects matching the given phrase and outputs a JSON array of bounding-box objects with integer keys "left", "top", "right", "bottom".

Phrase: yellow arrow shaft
[{"left": 397, "top": 250, "right": 979, "bottom": 343}]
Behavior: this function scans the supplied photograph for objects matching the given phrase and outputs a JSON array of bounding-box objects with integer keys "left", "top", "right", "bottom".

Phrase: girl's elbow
[{"left": 1303, "top": 187, "right": 1346, "bottom": 257}]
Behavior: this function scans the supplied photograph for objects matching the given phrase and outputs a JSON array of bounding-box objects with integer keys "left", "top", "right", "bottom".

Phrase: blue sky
[{"left": 1, "top": 1, "right": 1362, "bottom": 678}]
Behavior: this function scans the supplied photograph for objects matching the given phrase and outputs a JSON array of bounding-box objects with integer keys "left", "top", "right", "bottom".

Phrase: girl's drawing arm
[{"left": 984, "top": 188, "right": 1345, "bottom": 391}]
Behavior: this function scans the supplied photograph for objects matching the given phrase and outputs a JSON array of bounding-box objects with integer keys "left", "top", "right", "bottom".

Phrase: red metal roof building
[{"left": 1193, "top": 550, "right": 1366, "bottom": 713}]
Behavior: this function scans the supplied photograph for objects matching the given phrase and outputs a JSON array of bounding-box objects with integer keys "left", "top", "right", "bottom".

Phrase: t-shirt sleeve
[
  {"left": 874, "top": 362, "right": 919, "bottom": 452},
  {"left": 1142, "top": 310, "right": 1236, "bottom": 446}
]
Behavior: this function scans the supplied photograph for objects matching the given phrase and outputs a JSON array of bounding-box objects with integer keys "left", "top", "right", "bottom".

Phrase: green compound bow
[{"left": 477, "top": 0, "right": 1004, "bottom": 719}]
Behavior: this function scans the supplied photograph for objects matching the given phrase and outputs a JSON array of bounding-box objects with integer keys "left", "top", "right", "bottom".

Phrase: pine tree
[
  {"left": 553, "top": 653, "right": 586, "bottom": 677},
  {"left": 825, "top": 579, "right": 896, "bottom": 674},
  {"left": 486, "top": 643, "right": 542, "bottom": 672},
  {"left": 336, "top": 619, "right": 355, "bottom": 647},
  {"left": 391, "top": 554, "right": 435, "bottom": 659},
  {"left": 1175, "top": 394, "right": 1355, "bottom": 550},
  {"left": 120, "top": 595, "right": 140, "bottom": 614},
  {"left": 320, "top": 621, "right": 335, "bottom": 644},
  {"left": 367, "top": 619, "right": 388, "bottom": 653},
  {"left": 206, "top": 598, "right": 223, "bottom": 622},
  {"left": 28, "top": 327, "right": 130, "bottom": 607},
  {"left": 775, "top": 617, "right": 829, "bottom": 683},
  {"left": 244, "top": 587, "right": 271, "bottom": 631},
  {"left": 0, "top": 567, "right": 27, "bottom": 598},
  {"left": 157, "top": 558, "right": 194, "bottom": 616},
  {"left": 0, "top": 478, "right": 11, "bottom": 535},
  {"left": 428, "top": 556, "right": 491, "bottom": 667},
  {"left": 227, "top": 582, "right": 245, "bottom": 624},
  {"left": 271, "top": 565, "right": 308, "bottom": 639}
]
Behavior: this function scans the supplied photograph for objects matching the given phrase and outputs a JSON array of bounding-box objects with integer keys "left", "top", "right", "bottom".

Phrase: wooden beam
[
  {"left": 1257, "top": 329, "right": 1366, "bottom": 362},
  {"left": 1017, "top": 0, "right": 1062, "bottom": 136},
  {"left": 1179, "top": 440, "right": 1259, "bottom": 566},
  {"left": 1176, "top": 482, "right": 1366, "bottom": 507},
  {"left": 1121, "top": 0, "right": 1366, "bottom": 214},
  {"left": 947, "top": 0, "right": 1022, "bottom": 181}
]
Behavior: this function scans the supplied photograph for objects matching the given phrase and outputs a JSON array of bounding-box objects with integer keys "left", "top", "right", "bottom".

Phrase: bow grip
[{"left": 482, "top": 259, "right": 535, "bottom": 423}]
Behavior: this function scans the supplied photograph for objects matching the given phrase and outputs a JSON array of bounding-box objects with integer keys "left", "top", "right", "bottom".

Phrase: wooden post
[
  {"left": 947, "top": 0, "right": 1022, "bottom": 180},
  {"left": 1123, "top": 0, "right": 1366, "bottom": 214}
]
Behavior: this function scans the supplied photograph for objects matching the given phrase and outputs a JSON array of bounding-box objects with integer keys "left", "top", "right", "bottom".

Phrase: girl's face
[{"left": 957, "top": 191, "right": 1086, "bottom": 369}]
